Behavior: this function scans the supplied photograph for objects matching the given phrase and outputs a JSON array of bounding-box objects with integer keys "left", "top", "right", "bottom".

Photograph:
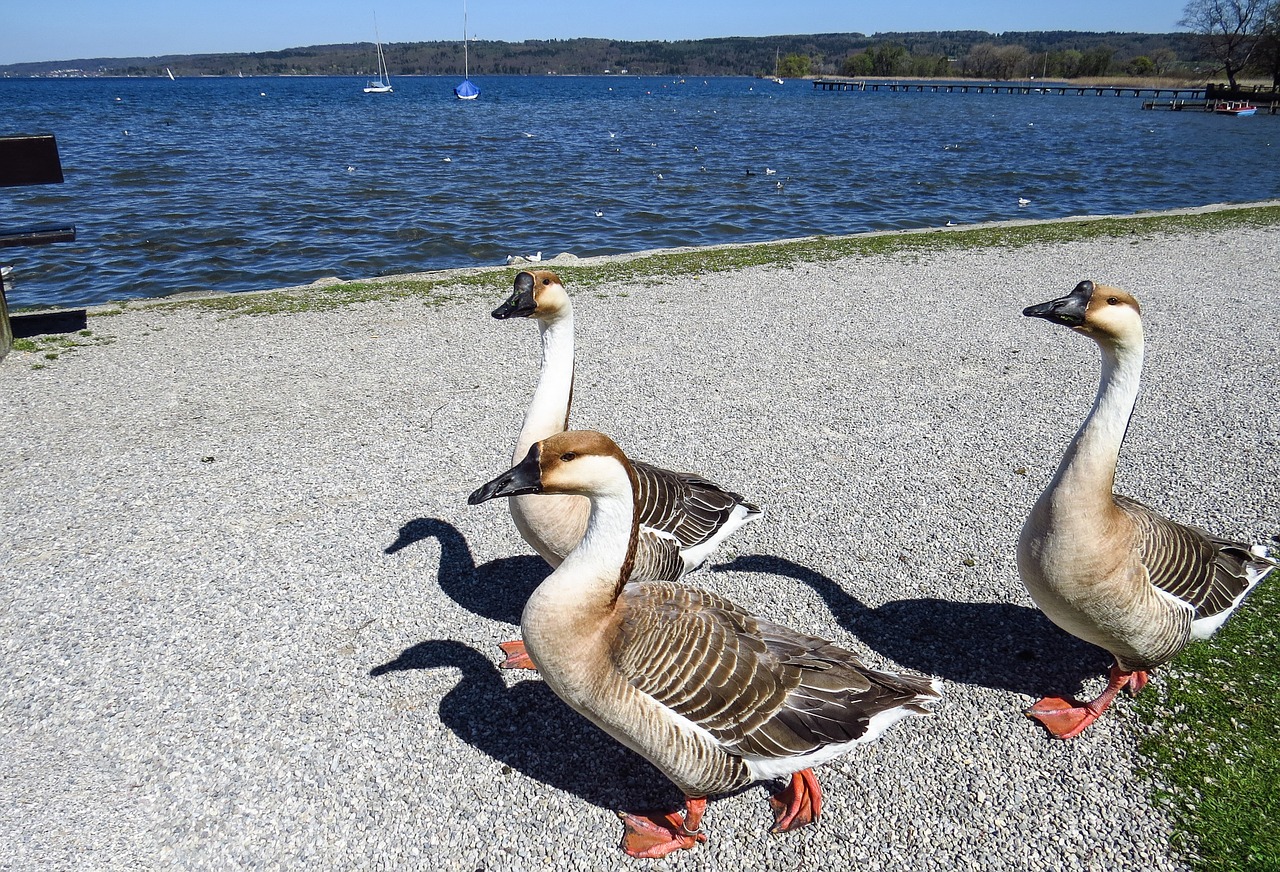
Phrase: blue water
[{"left": 2, "top": 75, "right": 1276, "bottom": 308}]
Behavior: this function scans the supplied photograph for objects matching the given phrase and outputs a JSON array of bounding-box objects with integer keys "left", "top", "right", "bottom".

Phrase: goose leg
[
  {"left": 497, "top": 639, "right": 537, "bottom": 670},
  {"left": 768, "top": 768, "right": 823, "bottom": 833},
  {"left": 1026, "top": 663, "right": 1140, "bottom": 739},
  {"left": 619, "top": 797, "right": 708, "bottom": 858}
]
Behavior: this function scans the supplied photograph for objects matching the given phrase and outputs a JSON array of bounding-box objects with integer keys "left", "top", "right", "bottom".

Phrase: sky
[{"left": 1, "top": 0, "right": 1192, "bottom": 66}]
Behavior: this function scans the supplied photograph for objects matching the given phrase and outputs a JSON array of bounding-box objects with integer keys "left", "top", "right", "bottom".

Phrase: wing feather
[
  {"left": 614, "top": 582, "right": 939, "bottom": 762},
  {"left": 1116, "top": 494, "right": 1269, "bottom": 618},
  {"left": 632, "top": 461, "right": 759, "bottom": 550}
]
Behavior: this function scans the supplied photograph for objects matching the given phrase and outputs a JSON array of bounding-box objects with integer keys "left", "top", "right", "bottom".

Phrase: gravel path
[{"left": 2, "top": 214, "right": 1277, "bottom": 871}]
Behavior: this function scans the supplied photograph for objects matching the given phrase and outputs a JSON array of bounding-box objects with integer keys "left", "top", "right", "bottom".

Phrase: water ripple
[{"left": 1, "top": 75, "right": 1276, "bottom": 308}]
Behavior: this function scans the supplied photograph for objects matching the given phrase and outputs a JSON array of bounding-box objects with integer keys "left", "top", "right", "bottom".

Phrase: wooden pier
[
  {"left": 1142, "top": 99, "right": 1280, "bottom": 113},
  {"left": 812, "top": 79, "right": 1207, "bottom": 100}
]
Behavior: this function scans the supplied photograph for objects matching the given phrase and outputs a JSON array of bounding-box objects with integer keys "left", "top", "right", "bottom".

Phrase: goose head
[
  {"left": 1023, "top": 280, "right": 1143, "bottom": 346},
  {"left": 492, "top": 270, "right": 570, "bottom": 322},
  {"left": 469, "top": 430, "right": 633, "bottom": 505}
]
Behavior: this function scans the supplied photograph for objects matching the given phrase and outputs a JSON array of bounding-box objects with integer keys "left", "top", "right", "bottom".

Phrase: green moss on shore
[{"left": 154, "top": 202, "right": 1280, "bottom": 318}]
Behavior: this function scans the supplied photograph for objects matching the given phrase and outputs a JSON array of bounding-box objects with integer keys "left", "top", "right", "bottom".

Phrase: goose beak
[
  {"left": 468, "top": 445, "right": 543, "bottom": 504},
  {"left": 1023, "top": 280, "right": 1093, "bottom": 327},
  {"left": 492, "top": 271, "right": 537, "bottom": 319}
]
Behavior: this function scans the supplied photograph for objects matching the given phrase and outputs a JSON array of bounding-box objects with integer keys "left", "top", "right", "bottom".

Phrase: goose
[
  {"left": 469, "top": 430, "right": 941, "bottom": 857},
  {"left": 489, "top": 271, "right": 762, "bottom": 666},
  {"left": 1018, "top": 280, "right": 1275, "bottom": 740}
]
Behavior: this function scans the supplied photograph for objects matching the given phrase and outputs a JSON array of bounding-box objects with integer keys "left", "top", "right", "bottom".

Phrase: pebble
[{"left": 2, "top": 219, "right": 1277, "bottom": 869}]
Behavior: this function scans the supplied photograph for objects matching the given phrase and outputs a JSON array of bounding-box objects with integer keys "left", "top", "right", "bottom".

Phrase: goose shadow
[
  {"left": 714, "top": 554, "right": 1104, "bottom": 698},
  {"left": 371, "top": 639, "right": 678, "bottom": 811},
  {"left": 385, "top": 517, "right": 549, "bottom": 626}
]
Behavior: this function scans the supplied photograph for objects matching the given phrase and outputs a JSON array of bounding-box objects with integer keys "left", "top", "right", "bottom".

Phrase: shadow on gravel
[
  {"left": 715, "top": 554, "right": 1103, "bottom": 699},
  {"left": 370, "top": 639, "right": 682, "bottom": 813},
  {"left": 385, "top": 517, "right": 549, "bottom": 626}
]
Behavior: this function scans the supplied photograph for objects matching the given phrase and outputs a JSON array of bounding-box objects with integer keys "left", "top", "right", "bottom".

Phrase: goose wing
[
  {"left": 1116, "top": 494, "right": 1271, "bottom": 618},
  {"left": 614, "top": 582, "right": 938, "bottom": 760},
  {"left": 630, "top": 529, "right": 687, "bottom": 582},
  {"left": 632, "top": 461, "right": 759, "bottom": 549}
]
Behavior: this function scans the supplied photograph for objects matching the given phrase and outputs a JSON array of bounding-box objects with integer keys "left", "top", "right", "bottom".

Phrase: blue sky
[{"left": 2, "top": 1, "right": 1191, "bottom": 66}]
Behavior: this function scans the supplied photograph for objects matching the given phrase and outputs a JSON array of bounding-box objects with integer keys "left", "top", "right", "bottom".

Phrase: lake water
[{"left": 2, "top": 75, "right": 1276, "bottom": 308}]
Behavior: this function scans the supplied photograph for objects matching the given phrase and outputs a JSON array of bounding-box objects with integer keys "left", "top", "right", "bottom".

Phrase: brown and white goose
[
  {"left": 490, "top": 271, "right": 762, "bottom": 666},
  {"left": 469, "top": 430, "right": 941, "bottom": 858},
  {"left": 1018, "top": 280, "right": 1275, "bottom": 740}
]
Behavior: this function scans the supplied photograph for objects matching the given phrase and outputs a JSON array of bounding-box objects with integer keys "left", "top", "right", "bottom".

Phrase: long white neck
[
  {"left": 513, "top": 309, "right": 575, "bottom": 463},
  {"left": 1048, "top": 333, "right": 1145, "bottom": 507},
  {"left": 558, "top": 488, "right": 635, "bottom": 596},
  {"left": 522, "top": 478, "right": 636, "bottom": 643}
]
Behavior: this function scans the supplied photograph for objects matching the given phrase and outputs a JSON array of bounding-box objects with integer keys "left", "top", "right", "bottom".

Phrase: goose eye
[
  {"left": 1106, "top": 297, "right": 1120, "bottom": 305},
  {"left": 560, "top": 452, "right": 577, "bottom": 462}
]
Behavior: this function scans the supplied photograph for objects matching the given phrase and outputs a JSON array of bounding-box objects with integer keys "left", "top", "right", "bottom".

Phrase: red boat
[{"left": 1214, "top": 100, "right": 1258, "bottom": 116}]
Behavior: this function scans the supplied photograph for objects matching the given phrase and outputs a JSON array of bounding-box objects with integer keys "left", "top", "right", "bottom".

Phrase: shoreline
[
  {"left": 62, "top": 198, "right": 1280, "bottom": 317},
  {"left": 1, "top": 211, "right": 1276, "bottom": 869}
]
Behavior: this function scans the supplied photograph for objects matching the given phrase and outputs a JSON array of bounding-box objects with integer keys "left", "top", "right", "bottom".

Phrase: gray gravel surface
[{"left": 2, "top": 217, "right": 1278, "bottom": 871}]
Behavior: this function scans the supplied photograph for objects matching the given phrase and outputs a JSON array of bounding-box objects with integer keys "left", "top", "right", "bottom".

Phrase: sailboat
[
  {"left": 166, "top": 68, "right": 175, "bottom": 81},
  {"left": 454, "top": 0, "right": 479, "bottom": 100},
  {"left": 769, "top": 50, "right": 784, "bottom": 84},
  {"left": 363, "top": 16, "right": 393, "bottom": 94}
]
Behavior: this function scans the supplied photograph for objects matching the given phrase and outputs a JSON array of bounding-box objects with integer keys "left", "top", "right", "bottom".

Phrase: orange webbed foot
[
  {"left": 1125, "top": 670, "right": 1150, "bottom": 697},
  {"left": 618, "top": 798, "right": 707, "bottom": 858},
  {"left": 1025, "top": 696, "right": 1101, "bottom": 740},
  {"left": 768, "top": 768, "right": 823, "bottom": 834},
  {"left": 497, "top": 639, "right": 537, "bottom": 671},
  {"left": 1027, "top": 664, "right": 1136, "bottom": 739}
]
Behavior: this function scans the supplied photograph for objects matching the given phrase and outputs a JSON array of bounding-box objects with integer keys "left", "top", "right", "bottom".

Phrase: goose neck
[
  {"left": 537, "top": 309, "right": 574, "bottom": 369},
  {"left": 1051, "top": 337, "right": 1144, "bottom": 501},
  {"left": 524, "top": 485, "right": 638, "bottom": 628},
  {"left": 514, "top": 311, "right": 575, "bottom": 461}
]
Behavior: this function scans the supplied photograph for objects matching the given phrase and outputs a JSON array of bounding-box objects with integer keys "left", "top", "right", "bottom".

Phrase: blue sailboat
[{"left": 454, "top": 1, "right": 479, "bottom": 100}]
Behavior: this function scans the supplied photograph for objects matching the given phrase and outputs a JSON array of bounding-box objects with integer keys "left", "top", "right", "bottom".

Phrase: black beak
[
  {"left": 492, "top": 271, "right": 537, "bottom": 320},
  {"left": 468, "top": 444, "right": 543, "bottom": 505},
  {"left": 1023, "top": 280, "right": 1094, "bottom": 327}
]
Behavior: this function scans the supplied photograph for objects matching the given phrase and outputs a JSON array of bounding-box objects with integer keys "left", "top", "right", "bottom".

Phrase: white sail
[{"left": 363, "top": 14, "right": 393, "bottom": 94}]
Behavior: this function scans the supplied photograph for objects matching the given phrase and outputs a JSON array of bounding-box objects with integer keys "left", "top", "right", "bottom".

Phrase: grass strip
[{"left": 1133, "top": 569, "right": 1280, "bottom": 872}]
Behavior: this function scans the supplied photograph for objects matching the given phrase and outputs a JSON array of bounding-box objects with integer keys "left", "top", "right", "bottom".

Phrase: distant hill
[{"left": 0, "top": 31, "right": 1210, "bottom": 80}]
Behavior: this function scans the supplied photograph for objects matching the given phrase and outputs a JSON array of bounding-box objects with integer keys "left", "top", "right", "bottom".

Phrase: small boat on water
[
  {"left": 363, "top": 15, "right": 393, "bottom": 94},
  {"left": 1214, "top": 100, "right": 1257, "bottom": 116},
  {"left": 454, "top": 0, "right": 479, "bottom": 100},
  {"left": 769, "top": 49, "right": 784, "bottom": 85}
]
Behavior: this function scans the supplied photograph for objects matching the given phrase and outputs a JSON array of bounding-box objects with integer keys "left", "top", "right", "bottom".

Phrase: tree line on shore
[{"left": 5, "top": 18, "right": 1277, "bottom": 87}]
